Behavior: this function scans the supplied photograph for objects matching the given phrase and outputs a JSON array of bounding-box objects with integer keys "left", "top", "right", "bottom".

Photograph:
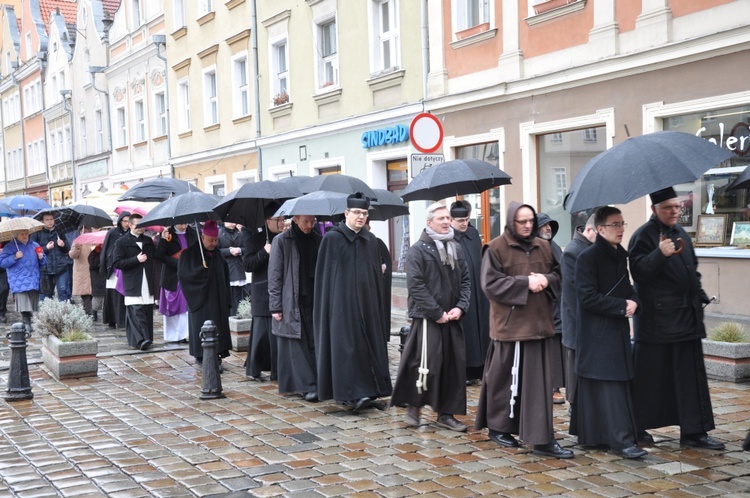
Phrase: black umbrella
[
  {"left": 400, "top": 159, "right": 512, "bottom": 202},
  {"left": 301, "top": 174, "right": 378, "bottom": 200},
  {"left": 137, "top": 192, "right": 222, "bottom": 227},
  {"left": 726, "top": 166, "right": 750, "bottom": 191},
  {"left": 214, "top": 180, "right": 303, "bottom": 228},
  {"left": 564, "top": 131, "right": 735, "bottom": 213},
  {"left": 276, "top": 175, "right": 312, "bottom": 191},
  {"left": 273, "top": 191, "right": 350, "bottom": 220},
  {"left": 118, "top": 177, "right": 202, "bottom": 202},
  {"left": 369, "top": 189, "right": 410, "bottom": 221},
  {"left": 34, "top": 204, "right": 113, "bottom": 234}
]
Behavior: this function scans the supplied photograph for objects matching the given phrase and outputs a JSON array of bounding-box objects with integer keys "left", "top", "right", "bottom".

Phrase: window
[
  {"left": 203, "top": 68, "right": 218, "bottom": 126},
  {"left": 232, "top": 55, "right": 249, "bottom": 118},
  {"left": 80, "top": 117, "right": 87, "bottom": 155},
  {"left": 134, "top": 100, "right": 146, "bottom": 141},
  {"left": 50, "top": 132, "right": 58, "bottom": 164},
  {"left": 51, "top": 74, "right": 59, "bottom": 103},
  {"left": 57, "top": 129, "right": 65, "bottom": 161},
  {"left": 131, "top": 0, "right": 141, "bottom": 28},
  {"left": 22, "top": 79, "right": 42, "bottom": 116},
  {"left": 177, "top": 79, "right": 191, "bottom": 131},
  {"left": 456, "top": 0, "right": 490, "bottom": 31},
  {"left": 25, "top": 32, "right": 32, "bottom": 59},
  {"left": 317, "top": 20, "right": 338, "bottom": 88},
  {"left": 272, "top": 40, "right": 289, "bottom": 101},
  {"left": 64, "top": 126, "right": 71, "bottom": 160},
  {"left": 95, "top": 110, "right": 104, "bottom": 152},
  {"left": 583, "top": 128, "right": 598, "bottom": 142},
  {"left": 155, "top": 92, "right": 167, "bottom": 136},
  {"left": 117, "top": 107, "right": 127, "bottom": 146},
  {"left": 372, "top": 0, "right": 399, "bottom": 73},
  {"left": 173, "top": 0, "right": 185, "bottom": 27},
  {"left": 200, "top": 0, "right": 214, "bottom": 15},
  {"left": 551, "top": 132, "right": 563, "bottom": 143}
]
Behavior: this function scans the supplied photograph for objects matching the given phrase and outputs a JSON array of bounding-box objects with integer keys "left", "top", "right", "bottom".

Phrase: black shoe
[
  {"left": 533, "top": 442, "right": 574, "bottom": 459},
  {"left": 680, "top": 434, "right": 725, "bottom": 450},
  {"left": 405, "top": 406, "right": 420, "bottom": 427},
  {"left": 353, "top": 397, "right": 373, "bottom": 412},
  {"left": 488, "top": 430, "right": 519, "bottom": 448},
  {"left": 613, "top": 446, "right": 647, "bottom": 459},
  {"left": 139, "top": 340, "right": 152, "bottom": 351},
  {"left": 742, "top": 431, "right": 750, "bottom": 451},
  {"left": 219, "top": 364, "right": 224, "bottom": 373},
  {"left": 637, "top": 430, "right": 654, "bottom": 445},
  {"left": 304, "top": 392, "right": 318, "bottom": 402},
  {"left": 435, "top": 414, "right": 467, "bottom": 432}
]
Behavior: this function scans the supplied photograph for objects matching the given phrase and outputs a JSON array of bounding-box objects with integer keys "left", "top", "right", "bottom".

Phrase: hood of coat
[
  {"left": 505, "top": 201, "right": 538, "bottom": 243},
  {"left": 536, "top": 212, "right": 559, "bottom": 239}
]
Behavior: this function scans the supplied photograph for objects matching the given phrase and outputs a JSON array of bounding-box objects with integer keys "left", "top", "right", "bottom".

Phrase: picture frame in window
[
  {"left": 730, "top": 221, "right": 750, "bottom": 248},
  {"left": 695, "top": 214, "right": 728, "bottom": 247}
]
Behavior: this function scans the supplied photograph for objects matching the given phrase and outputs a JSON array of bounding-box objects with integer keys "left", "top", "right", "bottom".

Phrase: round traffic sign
[{"left": 410, "top": 113, "right": 443, "bottom": 154}]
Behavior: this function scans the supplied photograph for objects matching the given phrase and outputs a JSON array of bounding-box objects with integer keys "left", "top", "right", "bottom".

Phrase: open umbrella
[
  {"left": 0, "top": 217, "right": 44, "bottom": 243},
  {"left": 277, "top": 175, "right": 312, "bottom": 191},
  {"left": 301, "top": 174, "right": 378, "bottom": 200},
  {"left": 369, "top": 189, "right": 410, "bottom": 221},
  {"left": 5, "top": 195, "right": 51, "bottom": 215},
  {"left": 273, "top": 191, "right": 350, "bottom": 220},
  {"left": 726, "top": 166, "right": 750, "bottom": 191},
  {"left": 79, "top": 190, "right": 124, "bottom": 217},
  {"left": 72, "top": 229, "right": 109, "bottom": 246},
  {"left": 0, "top": 200, "right": 18, "bottom": 218},
  {"left": 34, "top": 204, "right": 113, "bottom": 234},
  {"left": 118, "top": 177, "right": 202, "bottom": 202},
  {"left": 214, "top": 180, "right": 303, "bottom": 228},
  {"left": 137, "top": 191, "right": 222, "bottom": 227},
  {"left": 564, "top": 131, "right": 735, "bottom": 213},
  {"left": 400, "top": 159, "right": 512, "bottom": 202}
]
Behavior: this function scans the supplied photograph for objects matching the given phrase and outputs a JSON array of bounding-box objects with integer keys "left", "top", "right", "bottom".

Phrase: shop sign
[
  {"left": 696, "top": 121, "right": 750, "bottom": 156},
  {"left": 361, "top": 124, "right": 409, "bottom": 149}
]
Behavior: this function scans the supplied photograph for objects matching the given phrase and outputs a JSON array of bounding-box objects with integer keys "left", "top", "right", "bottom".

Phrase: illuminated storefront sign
[{"left": 361, "top": 125, "right": 409, "bottom": 148}]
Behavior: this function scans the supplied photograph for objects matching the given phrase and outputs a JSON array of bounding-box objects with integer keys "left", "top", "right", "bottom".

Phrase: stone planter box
[
  {"left": 42, "top": 335, "right": 98, "bottom": 381},
  {"left": 702, "top": 339, "right": 750, "bottom": 382},
  {"left": 228, "top": 316, "right": 252, "bottom": 352}
]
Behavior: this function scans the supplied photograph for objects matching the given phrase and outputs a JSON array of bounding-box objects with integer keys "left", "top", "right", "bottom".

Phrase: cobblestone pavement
[{"left": 1, "top": 293, "right": 750, "bottom": 497}]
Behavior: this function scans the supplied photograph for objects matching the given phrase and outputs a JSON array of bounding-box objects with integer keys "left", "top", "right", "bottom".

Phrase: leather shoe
[
  {"left": 533, "top": 442, "right": 574, "bottom": 459},
  {"left": 435, "top": 414, "right": 467, "bottom": 432},
  {"left": 304, "top": 392, "right": 318, "bottom": 402},
  {"left": 637, "top": 430, "right": 654, "bottom": 445},
  {"left": 680, "top": 434, "right": 725, "bottom": 450},
  {"left": 353, "top": 397, "right": 373, "bottom": 412},
  {"left": 405, "top": 406, "right": 420, "bottom": 427},
  {"left": 139, "top": 340, "right": 152, "bottom": 351},
  {"left": 613, "top": 446, "right": 647, "bottom": 459},
  {"left": 488, "top": 430, "right": 519, "bottom": 448}
]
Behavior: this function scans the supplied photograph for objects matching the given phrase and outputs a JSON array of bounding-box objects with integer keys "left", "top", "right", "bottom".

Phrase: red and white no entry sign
[{"left": 410, "top": 113, "right": 443, "bottom": 154}]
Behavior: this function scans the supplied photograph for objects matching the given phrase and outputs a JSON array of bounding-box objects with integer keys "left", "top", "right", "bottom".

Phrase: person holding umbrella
[
  {"left": 156, "top": 224, "right": 197, "bottom": 343},
  {"left": 101, "top": 212, "right": 130, "bottom": 329},
  {"left": 218, "top": 222, "right": 246, "bottom": 316},
  {"left": 628, "top": 187, "right": 724, "bottom": 450},
  {"left": 31, "top": 212, "right": 71, "bottom": 302},
  {"left": 0, "top": 230, "right": 46, "bottom": 332},
  {"left": 68, "top": 226, "right": 96, "bottom": 317}
]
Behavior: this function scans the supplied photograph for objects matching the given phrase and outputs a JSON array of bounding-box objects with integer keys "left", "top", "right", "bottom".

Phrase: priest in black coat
[
  {"left": 178, "top": 221, "right": 232, "bottom": 365},
  {"left": 101, "top": 211, "right": 130, "bottom": 329},
  {"left": 313, "top": 192, "right": 392, "bottom": 412}
]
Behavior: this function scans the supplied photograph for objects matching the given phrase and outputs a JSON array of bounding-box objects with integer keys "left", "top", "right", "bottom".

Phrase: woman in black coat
[
  {"left": 569, "top": 206, "right": 646, "bottom": 459},
  {"left": 88, "top": 245, "right": 106, "bottom": 321},
  {"left": 101, "top": 211, "right": 130, "bottom": 329}
]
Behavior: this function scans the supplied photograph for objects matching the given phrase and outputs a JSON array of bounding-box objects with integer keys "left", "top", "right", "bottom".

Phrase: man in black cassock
[
  {"left": 112, "top": 213, "right": 155, "bottom": 351},
  {"left": 449, "top": 200, "right": 489, "bottom": 385},
  {"left": 314, "top": 192, "right": 392, "bottom": 412},
  {"left": 102, "top": 211, "right": 130, "bottom": 329},
  {"left": 178, "top": 221, "right": 232, "bottom": 367},
  {"left": 629, "top": 187, "right": 724, "bottom": 450},
  {"left": 391, "top": 203, "right": 471, "bottom": 431}
]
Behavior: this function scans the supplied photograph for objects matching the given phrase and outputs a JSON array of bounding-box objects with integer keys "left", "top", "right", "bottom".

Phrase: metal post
[
  {"left": 199, "top": 320, "right": 225, "bottom": 400},
  {"left": 4, "top": 323, "right": 34, "bottom": 402}
]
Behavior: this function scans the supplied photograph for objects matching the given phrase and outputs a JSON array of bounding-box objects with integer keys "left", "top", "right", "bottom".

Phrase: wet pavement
[{"left": 1, "top": 289, "right": 750, "bottom": 497}]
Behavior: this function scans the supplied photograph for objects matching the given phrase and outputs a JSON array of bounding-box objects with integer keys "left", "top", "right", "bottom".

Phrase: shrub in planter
[
  {"left": 703, "top": 322, "right": 750, "bottom": 383},
  {"left": 229, "top": 297, "right": 252, "bottom": 352},
  {"left": 34, "top": 300, "right": 98, "bottom": 380}
]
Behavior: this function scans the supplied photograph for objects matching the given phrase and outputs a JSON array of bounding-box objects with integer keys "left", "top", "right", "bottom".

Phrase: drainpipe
[
  {"left": 60, "top": 89, "right": 75, "bottom": 201},
  {"left": 251, "top": 0, "right": 262, "bottom": 180},
  {"left": 10, "top": 68, "right": 26, "bottom": 193},
  {"left": 152, "top": 35, "right": 174, "bottom": 178},
  {"left": 421, "top": 0, "right": 428, "bottom": 103},
  {"left": 89, "top": 67, "right": 113, "bottom": 154}
]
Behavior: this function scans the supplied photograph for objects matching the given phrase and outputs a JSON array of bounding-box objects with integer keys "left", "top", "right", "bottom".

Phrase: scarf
[{"left": 425, "top": 226, "right": 458, "bottom": 269}]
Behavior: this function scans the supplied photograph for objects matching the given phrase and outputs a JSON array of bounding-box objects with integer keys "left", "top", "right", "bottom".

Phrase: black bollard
[
  {"left": 199, "top": 320, "right": 225, "bottom": 400},
  {"left": 4, "top": 323, "right": 34, "bottom": 402},
  {"left": 399, "top": 325, "right": 411, "bottom": 353}
]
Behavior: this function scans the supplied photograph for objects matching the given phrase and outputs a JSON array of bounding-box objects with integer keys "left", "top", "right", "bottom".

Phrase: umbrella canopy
[
  {"left": 79, "top": 190, "right": 125, "bottom": 217},
  {"left": 214, "top": 180, "right": 303, "bottom": 228},
  {"left": 72, "top": 230, "right": 109, "bottom": 246},
  {"left": 400, "top": 159, "right": 512, "bottom": 202},
  {"left": 34, "top": 204, "right": 113, "bottom": 234},
  {"left": 5, "top": 195, "right": 51, "bottom": 215},
  {"left": 138, "top": 191, "right": 222, "bottom": 227},
  {"left": 369, "top": 189, "right": 410, "bottom": 221},
  {"left": 0, "top": 217, "right": 44, "bottom": 242},
  {"left": 276, "top": 175, "right": 312, "bottom": 191},
  {"left": 114, "top": 201, "right": 160, "bottom": 218},
  {"left": 301, "top": 174, "right": 378, "bottom": 200},
  {"left": 273, "top": 191, "right": 350, "bottom": 220},
  {"left": 0, "top": 200, "right": 18, "bottom": 218},
  {"left": 726, "top": 166, "right": 750, "bottom": 191},
  {"left": 118, "top": 177, "right": 202, "bottom": 202},
  {"left": 564, "top": 131, "right": 735, "bottom": 213}
]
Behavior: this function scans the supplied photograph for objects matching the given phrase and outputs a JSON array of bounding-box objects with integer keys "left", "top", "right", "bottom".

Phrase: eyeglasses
[
  {"left": 514, "top": 219, "right": 534, "bottom": 226},
  {"left": 600, "top": 222, "right": 628, "bottom": 229},
  {"left": 349, "top": 209, "right": 369, "bottom": 218}
]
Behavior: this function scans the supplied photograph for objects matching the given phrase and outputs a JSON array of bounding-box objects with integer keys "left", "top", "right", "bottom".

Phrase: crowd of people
[{"left": 1, "top": 187, "right": 746, "bottom": 456}]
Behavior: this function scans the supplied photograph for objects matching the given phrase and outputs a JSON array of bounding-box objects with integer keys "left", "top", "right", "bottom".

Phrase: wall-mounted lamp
[
  {"left": 89, "top": 66, "right": 106, "bottom": 74},
  {"left": 60, "top": 89, "right": 71, "bottom": 98},
  {"left": 299, "top": 145, "right": 307, "bottom": 161},
  {"left": 98, "top": 182, "right": 108, "bottom": 193},
  {"left": 81, "top": 184, "right": 91, "bottom": 197}
]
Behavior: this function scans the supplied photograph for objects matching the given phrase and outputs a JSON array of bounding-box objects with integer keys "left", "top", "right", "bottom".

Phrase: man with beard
[
  {"left": 178, "top": 221, "right": 232, "bottom": 367},
  {"left": 628, "top": 187, "right": 724, "bottom": 450},
  {"left": 268, "top": 215, "right": 321, "bottom": 402},
  {"left": 101, "top": 212, "right": 130, "bottom": 329},
  {"left": 391, "top": 203, "right": 471, "bottom": 431},
  {"left": 219, "top": 222, "right": 246, "bottom": 316},
  {"left": 476, "top": 202, "right": 573, "bottom": 459},
  {"left": 314, "top": 192, "right": 392, "bottom": 412},
  {"left": 112, "top": 213, "right": 155, "bottom": 351},
  {"left": 449, "top": 200, "right": 489, "bottom": 385},
  {"left": 243, "top": 206, "right": 285, "bottom": 381}
]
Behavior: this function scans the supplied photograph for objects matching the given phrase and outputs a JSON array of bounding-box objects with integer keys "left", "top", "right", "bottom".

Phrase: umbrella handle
[{"left": 660, "top": 234, "right": 684, "bottom": 254}]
